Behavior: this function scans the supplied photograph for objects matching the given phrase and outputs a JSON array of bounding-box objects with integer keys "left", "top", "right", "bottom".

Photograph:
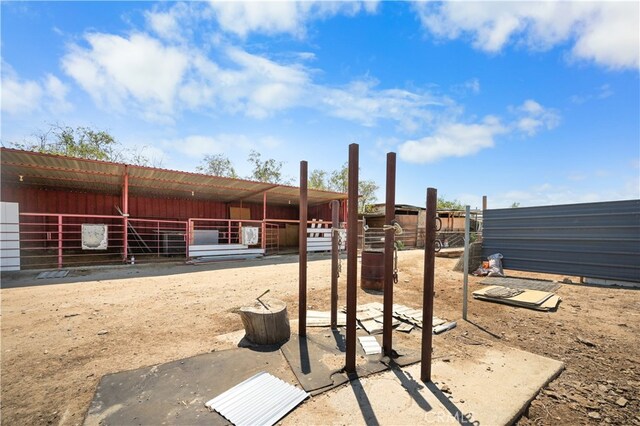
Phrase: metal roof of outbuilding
[{"left": 0, "top": 148, "right": 346, "bottom": 206}]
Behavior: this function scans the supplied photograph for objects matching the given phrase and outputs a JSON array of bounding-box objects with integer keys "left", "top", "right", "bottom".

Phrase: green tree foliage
[
  {"left": 312, "top": 162, "right": 379, "bottom": 213},
  {"left": 437, "top": 196, "right": 464, "bottom": 210},
  {"left": 196, "top": 153, "right": 238, "bottom": 178},
  {"left": 9, "top": 124, "right": 157, "bottom": 166},
  {"left": 247, "top": 150, "right": 290, "bottom": 184},
  {"left": 510, "top": 202, "right": 521, "bottom": 208},
  {"left": 309, "top": 169, "right": 328, "bottom": 190}
]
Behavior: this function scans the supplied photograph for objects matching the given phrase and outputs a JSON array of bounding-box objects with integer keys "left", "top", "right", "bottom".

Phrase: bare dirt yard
[{"left": 1, "top": 250, "right": 639, "bottom": 425}]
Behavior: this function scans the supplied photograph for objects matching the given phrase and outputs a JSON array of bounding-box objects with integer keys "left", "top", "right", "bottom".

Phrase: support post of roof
[
  {"left": 299, "top": 161, "right": 308, "bottom": 337},
  {"left": 421, "top": 187, "right": 437, "bottom": 382},
  {"left": 383, "top": 152, "right": 396, "bottom": 357},
  {"left": 122, "top": 166, "right": 129, "bottom": 262},
  {"left": 345, "top": 143, "right": 359, "bottom": 374},
  {"left": 262, "top": 191, "right": 267, "bottom": 251}
]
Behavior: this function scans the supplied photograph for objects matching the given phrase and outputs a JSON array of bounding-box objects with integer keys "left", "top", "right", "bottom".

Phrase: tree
[
  {"left": 437, "top": 196, "right": 464, "bottom": 210},
  {"left": 326, "top": 162, "right": 378, "bottom": 213},
  {"left": 9, "top": 124, "right": 156, "bottom": 166},
  {"left": 309, "top": 169, "right": 328, "bottom": 190},
  {"left": 358, "top": 180, "right": 379, "bottom": 213},
  {"left": 328, "top": 162, "right": 348, "bottom": 193},
  {"left": 510, "top": 202, "right": 521, "bottom": 208},
  {"left": 247, "top": 150, "right": 290, "bottom": 183},
  {"left": 196, "top": 154, "right": 238, "bottom": 178}
]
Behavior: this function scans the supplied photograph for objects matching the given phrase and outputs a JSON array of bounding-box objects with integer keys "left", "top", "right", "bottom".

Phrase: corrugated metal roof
[
  {"left": 0, "top": 148, "right": 346, "bottom": 206},
  {"left": 205, "top": 371, "right": 309, "bottom": 426}
]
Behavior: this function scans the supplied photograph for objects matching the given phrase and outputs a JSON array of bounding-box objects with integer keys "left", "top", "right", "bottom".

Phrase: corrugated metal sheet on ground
[
  {"left": 307, "top": 311, "right": 346, "bottom": 327},
  {"left": 36, "top": 270, "right": 69, "bottom": 279},
  {"left": 358, "top": 336, "right": 382, "bottom": 355},
  {"left": 205, "top": 371, "right": 308, "bottom": 426}
]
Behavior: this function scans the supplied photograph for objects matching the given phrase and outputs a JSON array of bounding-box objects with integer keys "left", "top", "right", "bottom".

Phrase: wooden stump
[{"left": 239, "top": 298, "right": 290, "bottom": 345}]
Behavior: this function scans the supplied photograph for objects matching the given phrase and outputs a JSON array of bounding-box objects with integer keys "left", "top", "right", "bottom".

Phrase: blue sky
[{"left": 2, "top": 1, "right": 639, "bottom": 208}]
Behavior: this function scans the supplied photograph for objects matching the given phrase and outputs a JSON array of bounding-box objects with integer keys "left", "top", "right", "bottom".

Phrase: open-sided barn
[{"left": 0, "top": 148, "right": 347, "bottom": 270}]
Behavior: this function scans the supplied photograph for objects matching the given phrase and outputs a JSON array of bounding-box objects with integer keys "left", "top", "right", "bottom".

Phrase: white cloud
[
  {"left": 398, "top": 115, "right": 507, "bottom": 163},
  {"left": 167, "top": 133, "right": 272, "bottom": 159},
  {"left": 207, "top": 0, "right": 379, "bottom": 37},
  {"left": 1, "top": 62, "right": 71, "bottom": 115},
  {"left": 316, "top": 79, "right": 446, "bottom": 132},
  {"left": 1, "top": 68, "right": 43, "bottom": 115},
  {"left": 414, "top": 2, "right": 639, "bottom": 70},
  {"left": 512, "top": 99, "right": 560, "bottom": 136},
  {"left": 62, "top": 33, "right": 189, "bottom": 117}
]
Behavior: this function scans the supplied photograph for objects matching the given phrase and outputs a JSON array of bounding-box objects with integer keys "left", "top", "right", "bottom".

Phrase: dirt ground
[{"left": 1, "top": 250, "right": 639, "bottom": 425}]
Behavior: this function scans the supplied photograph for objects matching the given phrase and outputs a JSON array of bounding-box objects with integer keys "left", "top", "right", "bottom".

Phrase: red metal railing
[
  {"left": 15, "top": 213, "right": 284, "bottom": 269},
  {"left": 19, "top": 213, "right": 125, "bottom": 269}
]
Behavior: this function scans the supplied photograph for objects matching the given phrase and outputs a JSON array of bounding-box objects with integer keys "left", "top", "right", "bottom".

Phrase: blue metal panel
[{"left": 482, "top": 200, "right": 640, "bottom": 282}]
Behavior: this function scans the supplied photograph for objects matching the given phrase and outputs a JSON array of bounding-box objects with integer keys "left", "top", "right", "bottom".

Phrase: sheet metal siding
[
  {"left": 206, "top": 371, "right": 308, "bottom": 426},
  {"left": 482, "top": 200, "right": 640, "bottom": 282}
]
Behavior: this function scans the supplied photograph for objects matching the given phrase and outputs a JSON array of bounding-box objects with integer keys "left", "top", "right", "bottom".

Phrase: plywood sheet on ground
[{"left": 480, "top": 277, "right": 561, "bottom": 292}]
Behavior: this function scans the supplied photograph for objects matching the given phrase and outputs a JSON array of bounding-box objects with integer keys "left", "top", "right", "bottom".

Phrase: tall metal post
[
  {"left": 299, "top": 161, "right": 308, "bottom": 337},
  {"left": 383, "top": 152, "right": 396, "bottom": 357},
  {"left": 421, "top": 187, "right": 437, "bottom": 382},
  {"left": 463, "top": 205, "right": 470, "bottom": 320},
  {"left": 345, "top": 144, "right": 359, "bottom": 373},
  {"left": 122, "top": 167, "right": 129, "bottom": 262},
  {"left": 57, "top": 215, "right": 63, "bottom": 269},
  {"left": 330, "top": 200, "right": 340, "bottom": 329},
  {"left": 482, "top": 195, "right": 487, "bottom": 211},
  {"left": 262, "top": 191, "right": 267, "bottom": 251}
]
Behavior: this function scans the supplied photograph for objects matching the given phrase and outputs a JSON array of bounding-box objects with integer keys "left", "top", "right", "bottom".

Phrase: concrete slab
[
  {"left": 283, "top": 344, "right": 564, "bottom": 426},
  {"left": 84, "top": 348, "right": 296, "bottom": 426}
]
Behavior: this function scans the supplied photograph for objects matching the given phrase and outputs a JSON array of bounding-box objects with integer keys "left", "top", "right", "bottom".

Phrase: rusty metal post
[
  {"left": 299, "top": 161, "right": 308, "bottom": 337},
  {"left": 421, "top": 187, "right": 437, "bottom": 382},
  {"left": 122, "top": 166, "right": 129, "bottom": 262},
  {"left": 482, "top": 195, "right": 487, "bottom": 211},
  {"left": 345, "top": 144, "right": 359, "bottom": 373},
  {"left": 330, "top": 200, "right": 340, "bottom": 329},
  {"left": 383, "top": 152, "right": 396, "bottom": 357}
]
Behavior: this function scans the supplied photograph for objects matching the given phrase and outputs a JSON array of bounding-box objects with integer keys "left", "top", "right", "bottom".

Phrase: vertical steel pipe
[
  {"left": 421, "top": 187, "right": 437, "bottom": 382},
  {"left": 57, "top": 215, "right": 63, "bottom": 269},
  {"left": 383, "top": 152, "right": 396, "bottom": 357},
  {"left": 262, "top": 191, "right": 267, "bottom": 251},
  {"left": 330, "top": 200, "right": 340, "bottom": 329},
  {"left": 463, "top": 205, "right": 470, "bottom": 320},
  {"left": 345, "top": 143, "right": 359, "bottom": 373},
  {"left": 299, "top": 161, "right": 308, "bottom": 337},
  {"left": 482, "top": 195, "right": 487, "bottom": 211},
  {"left": 122, "top": 167, "right": 129, "bottom": 262}
]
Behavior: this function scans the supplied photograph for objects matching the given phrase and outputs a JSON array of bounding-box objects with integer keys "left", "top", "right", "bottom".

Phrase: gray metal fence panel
[{"left": 482, "top": 199, "right": 640, "bottom": 282}]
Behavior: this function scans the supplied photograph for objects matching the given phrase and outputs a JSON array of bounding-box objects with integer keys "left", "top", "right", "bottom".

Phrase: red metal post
[
  {"left": 299, "top": 161, "right": 308, "bottom": 337},
  {"left": 345, "top": 143, "right": 359, "bottom": 373},
  {"left": 330, "top": 200, "right": 340, "bottom": 328},
  {"left": 122, "top": 167, "right": 129, "bottom": 262},
  {"left": 262, "top": 191, "right": 267, "bottom": 251},
  {"left": 421, "top": 187, "right": 437, "bottom": 382},
  {"left": 383, "top": 152, "right": 396, "bottom": 357},
  {"left": 57, "top": 214, "right": 63, "bottom": 269}
]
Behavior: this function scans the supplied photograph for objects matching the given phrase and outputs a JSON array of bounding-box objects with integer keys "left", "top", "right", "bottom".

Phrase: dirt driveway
[{"left": 1, "top": 251, "right": 638, "bottom": 425}]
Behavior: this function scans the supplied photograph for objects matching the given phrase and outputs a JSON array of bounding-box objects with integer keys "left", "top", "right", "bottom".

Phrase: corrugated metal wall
[
  {"left": 482, "top": 200, "right": 640, "bottom": 282},
  {"left": 0, "top": 185, "right": 334, "bottom": 221}
]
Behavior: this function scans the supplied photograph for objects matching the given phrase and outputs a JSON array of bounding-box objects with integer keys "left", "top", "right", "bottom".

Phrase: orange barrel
[{"left": 361, "top": 250, "right": 385, "bottom": 291}]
